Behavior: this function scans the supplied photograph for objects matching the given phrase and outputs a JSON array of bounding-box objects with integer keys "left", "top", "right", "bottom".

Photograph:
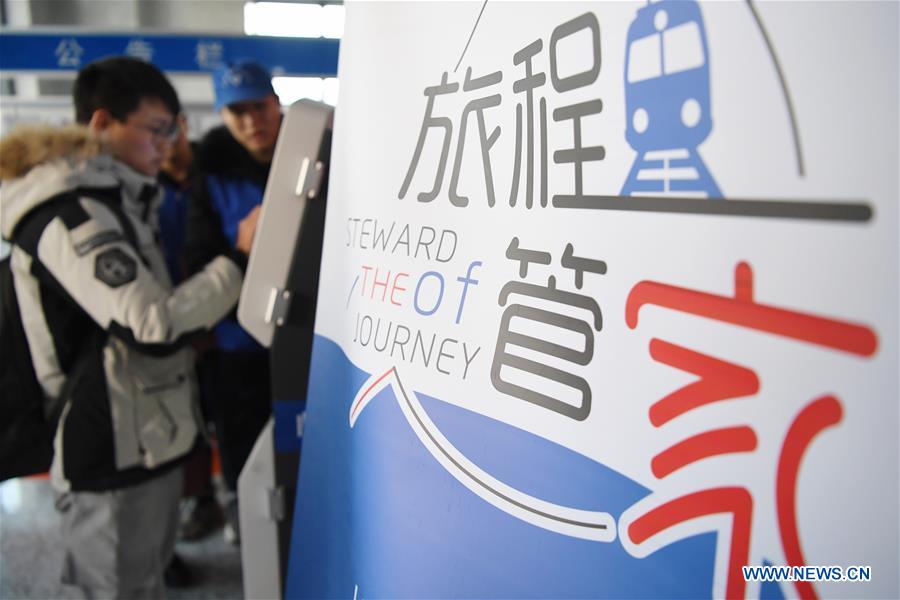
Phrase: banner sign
[
  {"left": 0, "top": 31, "right": 339, "bottom": 75},
  {"left": 287, "top": 1, "right": 898, "bottom": 598}
]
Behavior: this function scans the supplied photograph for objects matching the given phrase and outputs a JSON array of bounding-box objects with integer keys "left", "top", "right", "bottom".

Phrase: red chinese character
[{"left": 622, "top": 262, "right": 877, "bottom": 599}]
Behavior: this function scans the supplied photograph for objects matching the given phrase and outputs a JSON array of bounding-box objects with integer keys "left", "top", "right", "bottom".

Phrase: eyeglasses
[{"left": 131, "top": 119, "right": 180, "bottom": 143}]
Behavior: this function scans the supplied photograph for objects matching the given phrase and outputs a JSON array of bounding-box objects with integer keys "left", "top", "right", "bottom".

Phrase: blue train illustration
[{"left": 621, "top": 0, "right": 723, "bottom": 198}]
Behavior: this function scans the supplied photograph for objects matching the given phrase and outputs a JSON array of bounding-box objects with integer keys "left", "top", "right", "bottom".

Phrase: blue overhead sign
[{"left": 0, "top": 31, "right": 339, "bottom": 76}]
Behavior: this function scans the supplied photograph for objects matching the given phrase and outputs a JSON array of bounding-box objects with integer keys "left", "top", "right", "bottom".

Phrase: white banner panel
[{"left": 287, "top": 2, "right": 898, "bottom": 598}]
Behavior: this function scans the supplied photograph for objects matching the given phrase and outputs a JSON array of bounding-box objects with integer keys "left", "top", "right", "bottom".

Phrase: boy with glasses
[{"left": 0, "top": 56, "right": 254, "bottom": 597}]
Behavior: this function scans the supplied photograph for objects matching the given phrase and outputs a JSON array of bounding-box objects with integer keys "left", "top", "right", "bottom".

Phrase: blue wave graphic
[{"left": 286, "top": 335, "right": 717, "bottom": 598}]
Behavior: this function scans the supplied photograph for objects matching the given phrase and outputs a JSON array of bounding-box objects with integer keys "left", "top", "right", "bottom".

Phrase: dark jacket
[{"left": 187, "top": 125, "right": 269, "bottom": 353}]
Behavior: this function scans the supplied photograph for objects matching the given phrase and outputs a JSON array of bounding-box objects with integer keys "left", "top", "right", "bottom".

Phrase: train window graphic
[{"left": 621, "top": 0, "right": 723, "bottom": 198}]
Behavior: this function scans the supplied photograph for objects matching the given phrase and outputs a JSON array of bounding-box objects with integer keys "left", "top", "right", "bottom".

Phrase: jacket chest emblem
[{"left": 95, "top": 248, "right": 137, "bottom": 288}]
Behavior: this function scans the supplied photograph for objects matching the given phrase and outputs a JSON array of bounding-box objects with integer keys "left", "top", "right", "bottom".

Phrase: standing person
[
  {"left": 186, "top": 59, "right": 282, "bottom": 544},
  {"left": 157, "top": 114, "right": 195, "bottom": 283},
  {"left": 0, "top": 56, "right": 254, "bottom": 598},
  {"left": 158, "top": 114, "right": 226, "bottom": 546}
]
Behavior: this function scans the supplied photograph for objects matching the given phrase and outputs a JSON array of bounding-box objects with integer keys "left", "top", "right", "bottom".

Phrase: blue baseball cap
[{"left": 213, "top": 60, "right": 275, "bottom": 112}]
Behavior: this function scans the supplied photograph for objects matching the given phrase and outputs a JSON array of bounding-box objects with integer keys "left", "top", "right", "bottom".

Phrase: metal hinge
[
  {"left": 267, "top": 486, "right": 286, "bottom": 521},
  {"left": 264, "top": 287, "right": 292, "bottom": 327},
  {"left": 294, "top": 157, "right": 324, "bottom": 200}
]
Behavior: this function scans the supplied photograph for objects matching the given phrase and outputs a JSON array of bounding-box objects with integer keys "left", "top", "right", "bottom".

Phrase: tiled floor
[{"left": 0, "top": 477, "right": 244, "bottom": 599}]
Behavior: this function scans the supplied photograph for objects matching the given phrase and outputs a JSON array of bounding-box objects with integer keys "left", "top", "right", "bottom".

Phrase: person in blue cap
[{"left": 185, "top": 59, "right": 282, "bottom": 544}]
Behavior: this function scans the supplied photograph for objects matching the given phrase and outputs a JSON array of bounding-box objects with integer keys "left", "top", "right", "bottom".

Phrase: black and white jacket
[{"left": 0, "top": 126, "right": 243, "bottom": 492}]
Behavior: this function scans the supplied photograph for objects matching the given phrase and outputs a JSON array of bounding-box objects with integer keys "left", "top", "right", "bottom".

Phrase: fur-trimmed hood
[
  {"left": 0, "top": 124, "right": 104, "bottom": 181},
  {"left": 0, "top": 125, "right": 158, "bottom": 240}
]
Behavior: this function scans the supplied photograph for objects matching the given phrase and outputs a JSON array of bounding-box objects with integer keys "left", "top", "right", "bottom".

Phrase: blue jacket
[{"left": 187, "top": 126, "right": 269, "bottom": 353}]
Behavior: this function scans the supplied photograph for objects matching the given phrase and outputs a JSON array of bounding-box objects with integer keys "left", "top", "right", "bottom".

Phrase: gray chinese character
[{"left": 491, "top": 237, "right": 605, "bottom": 421}]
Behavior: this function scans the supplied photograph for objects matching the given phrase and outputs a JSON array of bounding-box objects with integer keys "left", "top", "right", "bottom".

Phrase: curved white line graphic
[{"left": 350, "top": 366, "right": 616, "bottom": 542}]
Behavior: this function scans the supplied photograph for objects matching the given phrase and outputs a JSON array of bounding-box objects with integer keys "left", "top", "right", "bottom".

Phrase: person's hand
[{"left": 235, "top": 204, "right": 261, "bottom": 255}]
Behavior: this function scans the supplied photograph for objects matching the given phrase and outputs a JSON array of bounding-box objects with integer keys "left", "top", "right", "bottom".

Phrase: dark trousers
[{"left": 198, "top": 350, "right": 271, "bottom": 491}]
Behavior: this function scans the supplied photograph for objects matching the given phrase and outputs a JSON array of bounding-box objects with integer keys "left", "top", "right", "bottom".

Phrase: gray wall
[{"left": 20, "top": 0, "right": 244, "bottom": 31}]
